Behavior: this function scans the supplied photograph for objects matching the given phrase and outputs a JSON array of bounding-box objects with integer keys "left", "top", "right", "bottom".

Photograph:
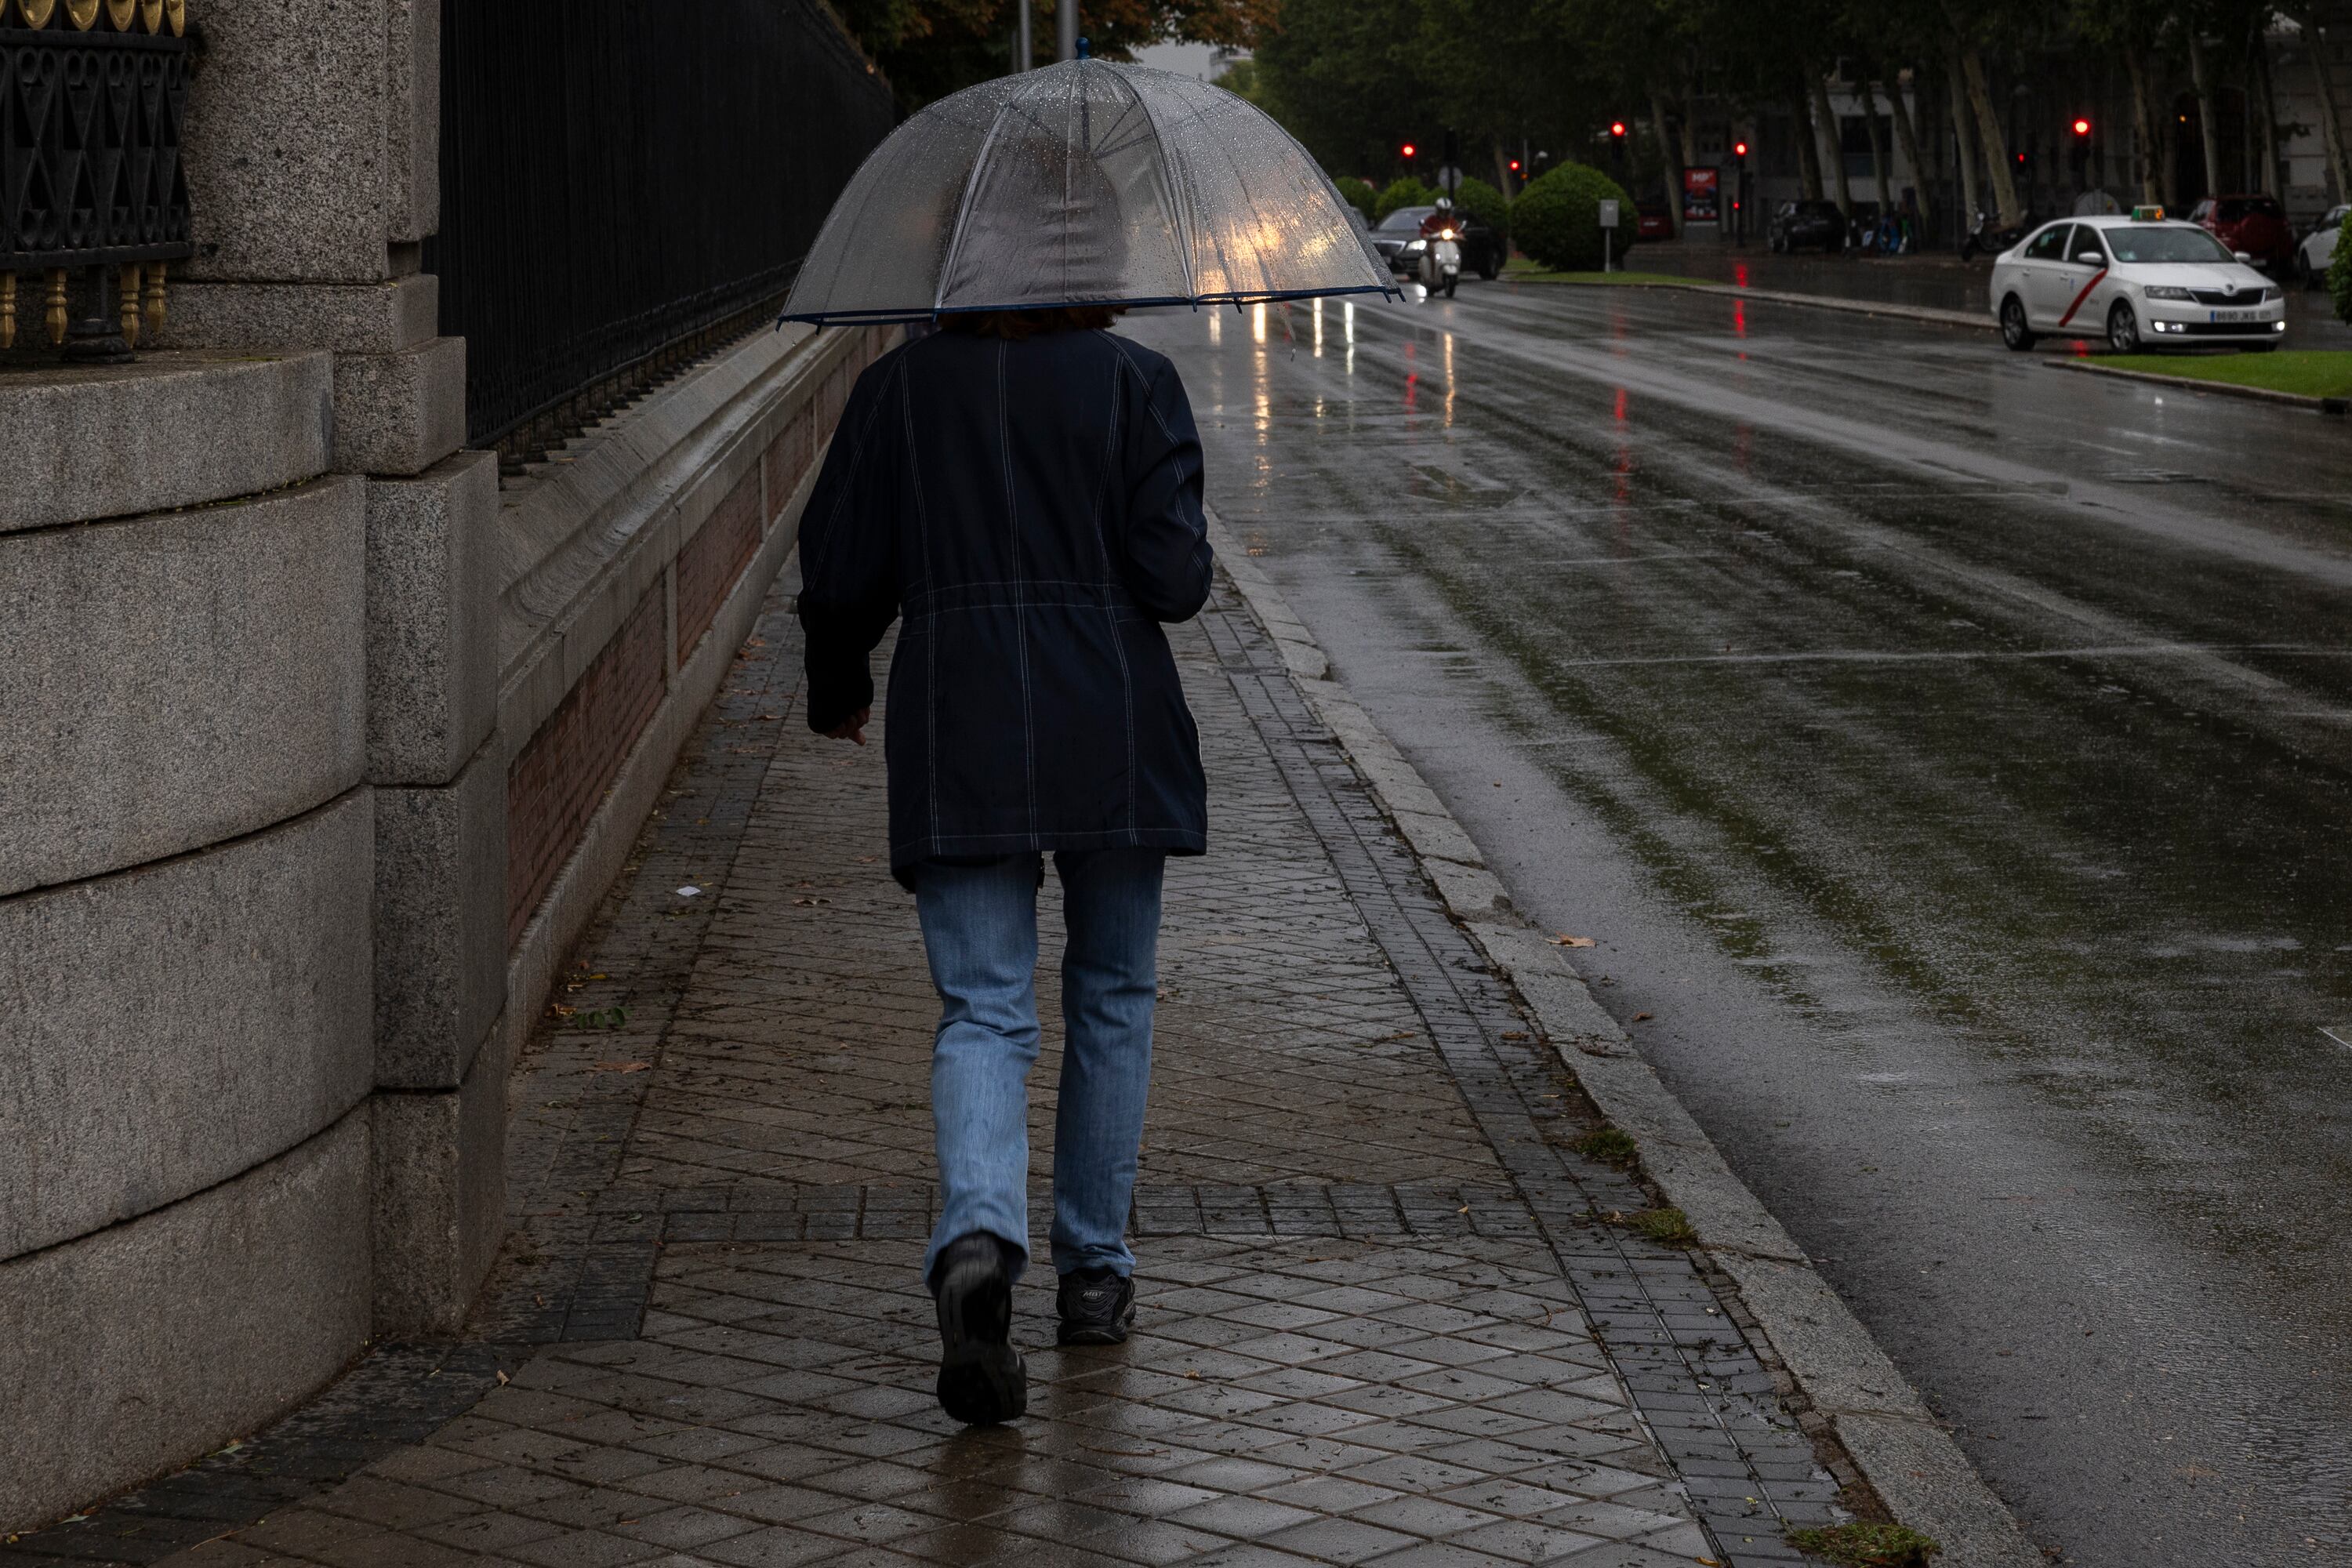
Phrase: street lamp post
[
  {"left": 1058, "top": 0, "right": 1076, "bottom": 63},
  {"left": 1016, "top": 0, "right": 1031, "bottom": 70}
]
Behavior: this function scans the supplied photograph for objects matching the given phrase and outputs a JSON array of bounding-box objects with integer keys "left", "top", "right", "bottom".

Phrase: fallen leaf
[
  {"left": 1183, "top": 1370, "right": 1201, "bottom": 1379},
  {"left": 495, "top": 1370, "right": 510, "bottom": 1386},
  {"left": 1501, "top": 1030, "right": 1529, "bottom": 1041},
  {"left": 589, "top": 1061, "right": 652, "bottom": 1074},
  {"left": 1632, "top": 1012, "right": 1654, "bottom": 1022},
  {"left": 1551, "top": 934, "right": 1596, "bottom": 948}
]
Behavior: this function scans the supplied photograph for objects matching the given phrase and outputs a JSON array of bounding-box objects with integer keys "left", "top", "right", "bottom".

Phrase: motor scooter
[
  {"left": 1958, "top": 209, "right": 2031, "bottom": 261},
  {"left": 1417, "top": 227, "right": 1462, "bottom": 298}
]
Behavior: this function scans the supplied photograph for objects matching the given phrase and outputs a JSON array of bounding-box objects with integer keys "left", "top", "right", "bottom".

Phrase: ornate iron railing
[
  {"left": 430, "top": 0, "right": 896, "bottom": 457},
  {"left": 0, "top": 0, "right": 191, "bottom": 354}
]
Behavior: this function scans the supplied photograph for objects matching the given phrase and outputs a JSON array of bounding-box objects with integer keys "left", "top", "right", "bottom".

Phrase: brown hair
[{"left": 942, "top": 307, "right": 1121, "bottom": 339}]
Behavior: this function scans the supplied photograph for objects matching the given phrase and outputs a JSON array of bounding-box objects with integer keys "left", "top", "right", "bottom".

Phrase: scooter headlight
[{"left": 1439, "top": 228, "right": 1458, "bottom": 240}]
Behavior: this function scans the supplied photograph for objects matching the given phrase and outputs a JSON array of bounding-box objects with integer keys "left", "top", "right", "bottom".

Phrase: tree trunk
[
  {"left": 2292, "top": 9, "right": 2352, "bottom": 201},
  {"left": 1957, "top": 42, "right": 2023, "bottom": 225},
  {"left": 1649, "top": 90, "right": 1682, "bottom": 237},
  {"left": 1494, "top": 139, "right": 1515, "bottom": 199},
  {"left": 2253, "top": 25, "right": 2281, "bottom": 195},
  {"left": 2187, "top": 27, "right": 2223, "bottom": 201},
  {"left": 1795, "top": 84, "right": 1825, "bottom": 200},
  {"left": 1810, "top": 72, "right": 1853, "bottom": 214},
  {"left": 1679, "top": 61, "right": 1700, "bottom": 174},
  {"left": 1949, "top": 47, "right": 1983, "bottom": 231},
  {"left": 1888, "top": 66, "right": 1935, "bottom": 233},
  {"left": 2164, "top": 81, "right": 2183, "bottom": 207},
  {"left": 2126, "top": 51, "right": 2154, "bottom": 208},
  {"left": 1858, "top": 69, "right": 1894, "bottom": 216}
]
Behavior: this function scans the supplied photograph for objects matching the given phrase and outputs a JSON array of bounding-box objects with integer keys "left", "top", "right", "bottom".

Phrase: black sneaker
[
  {"left": 1057, "top": 1266, "right": 1136, "bottom": 1345},
  {"left": 931, "top": 1233, "right": 1025, "bottom": 1425}
]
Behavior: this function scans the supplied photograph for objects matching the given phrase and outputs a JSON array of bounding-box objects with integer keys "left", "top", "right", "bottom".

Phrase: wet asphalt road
[
  {"left": 1121, "top": 283, "right": 2352, "bottom": 1566},
  {"left": 1623, "top": 245, "right": 2352, "bottom": 343}
]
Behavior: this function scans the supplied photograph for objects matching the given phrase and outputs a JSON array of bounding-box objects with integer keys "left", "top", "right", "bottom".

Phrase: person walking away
[{"left": 796, "top": 306, "right": 1212, "bottom": 1426}]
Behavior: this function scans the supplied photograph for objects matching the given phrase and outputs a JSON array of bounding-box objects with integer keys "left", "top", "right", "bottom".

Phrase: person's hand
[{"left": 824, "top": 707, "right": 871, "bottom": 746}]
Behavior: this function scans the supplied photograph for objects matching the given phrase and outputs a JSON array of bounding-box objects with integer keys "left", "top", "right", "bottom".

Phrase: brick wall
[
  {"left": 506, "top": 585, "right": 666, "bottom": 946},
  {"left": 676, "top": 470, "right": 762, "bottom": 662},
  {"left": 504, "top": 324, "right": 891, "bottom": 953}
]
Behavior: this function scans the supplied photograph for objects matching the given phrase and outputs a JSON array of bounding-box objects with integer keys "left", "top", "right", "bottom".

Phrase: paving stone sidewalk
[{"left": 26, "top": 566, "right": 1847, "bottom": 1568}]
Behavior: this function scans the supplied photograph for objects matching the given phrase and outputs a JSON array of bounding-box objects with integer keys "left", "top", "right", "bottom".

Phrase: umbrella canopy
[{"left": 781, "top": 59, "right": 1395, "bottom": 324}]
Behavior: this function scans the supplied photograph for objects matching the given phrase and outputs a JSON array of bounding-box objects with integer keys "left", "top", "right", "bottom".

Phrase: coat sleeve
[
  {"left": 797, "top": 357, "right": 902, "bottom": 734},
  {"left": 1115, "top": 345, "right": 1214, "bottom": 623}
]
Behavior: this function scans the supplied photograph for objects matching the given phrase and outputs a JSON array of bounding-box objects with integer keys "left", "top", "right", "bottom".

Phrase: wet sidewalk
[{"left": 44, "top": 569, "right": 1848, "bottom": 1568}]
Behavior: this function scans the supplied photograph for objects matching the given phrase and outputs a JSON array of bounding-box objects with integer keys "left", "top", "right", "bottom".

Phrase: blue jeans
[{"left": 914, "top": 849, "right": 1163, "bottom": 1287}]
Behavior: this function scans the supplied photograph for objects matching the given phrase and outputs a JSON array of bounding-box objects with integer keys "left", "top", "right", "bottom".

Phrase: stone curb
[
  {"left": 1204, "top": 510, "right": 2044, "bottom": 1568},
  {"left": 1512, "top": 272, "right": 1987, "bottom": 330},
  {"left": 2046, "top": 354, "right": 2349, "bottom": 413}
]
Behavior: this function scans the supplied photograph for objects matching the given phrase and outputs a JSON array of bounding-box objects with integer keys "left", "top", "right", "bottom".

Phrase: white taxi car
[
  {"left": 2295, "top": 203, "right": 2349, "bottom": 289},
  {"left": 1989, "top": 214, "right": 2287, "bottom": 354}
]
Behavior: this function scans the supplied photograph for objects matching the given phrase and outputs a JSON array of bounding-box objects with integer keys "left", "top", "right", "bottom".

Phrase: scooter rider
[{"left": 1415, "top": 195, "right": 1465, "bottom": 296}]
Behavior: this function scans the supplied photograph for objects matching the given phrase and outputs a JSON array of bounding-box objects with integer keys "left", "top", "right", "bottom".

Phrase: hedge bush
[
  {"left": 1512, "top": 162, "right": 1636, "bottom": 271},
  {"left": 1450, "top": 176, "right": 1510, "bottom": 245},
  {"left": 1373, "top": 176, "right": 1438, "bottom": 223},
  {"left": 1333, "top": 176, "right": 1378, "bottom": 222},
  {"left": 2328, "top": 203, "right": 2352, "bottom": 324}
]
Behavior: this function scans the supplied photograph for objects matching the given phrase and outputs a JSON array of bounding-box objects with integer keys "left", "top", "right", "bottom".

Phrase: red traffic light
[
  {"left": 1733, "top": 140, "right": 1749, "bottom": 158},
  {"left": 2072, "top": 117, "right": 2092, "bottom": 137},
  {"left": 1609, "top": 120, "right": 1628, "bottom": 139},
  {"left": 1508, "top": 158, "right": 1522, "bottom": 172},
  {"left": 1401, "top": 142, "right": 1417, "bottom": 159}
]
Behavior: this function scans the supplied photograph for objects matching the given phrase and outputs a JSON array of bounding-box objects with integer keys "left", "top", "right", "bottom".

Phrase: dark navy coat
[{"left": 796, "top": 327, "right": 1214, "bottom": 884}]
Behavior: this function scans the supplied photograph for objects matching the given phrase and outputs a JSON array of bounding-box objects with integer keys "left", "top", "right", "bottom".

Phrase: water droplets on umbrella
[{"left": 782, "top": 60, "right": 1394, "bottom": 324}]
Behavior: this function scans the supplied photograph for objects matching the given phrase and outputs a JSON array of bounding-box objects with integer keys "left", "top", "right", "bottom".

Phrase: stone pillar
[{"left": 163, "top": 0, "right": 502, "bottom": 1335}]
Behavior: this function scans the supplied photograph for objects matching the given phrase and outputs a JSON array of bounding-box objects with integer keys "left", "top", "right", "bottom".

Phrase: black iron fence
[
  {"left": 431, "top": 0, "right": 895, "bottom": 456},
  {"left": 0, "top": 0, "right": 191, "bottom": 355}
]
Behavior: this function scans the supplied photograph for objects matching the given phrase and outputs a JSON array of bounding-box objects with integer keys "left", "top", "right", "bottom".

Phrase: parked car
[
  {"left": 1769, "top": 199, "right": 1845, "bottom": 254},
  {"left": 2295, "top": 203, "right": 2349, "bottom": 289},
  {"left": 1988, "top": 215, "right": 2286, "bottom": 354},
  {"left": 1636, "top": 201, "right": 1675, "bottom": 241},
  {"left": 1368, "top": 205, "right": 1504, "bottom": 281},
  {"left": 2187, "top": 194, "right": 2295, "bottom": 273}
]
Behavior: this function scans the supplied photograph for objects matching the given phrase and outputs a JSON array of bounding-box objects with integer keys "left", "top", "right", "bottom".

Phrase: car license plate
[{"left": 2210, "top": 309, "right": 2259, "bottom": 323}]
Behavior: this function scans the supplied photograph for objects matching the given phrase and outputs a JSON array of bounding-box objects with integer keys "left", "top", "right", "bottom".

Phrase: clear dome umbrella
[{"left": 781, "top": 57, "right": 1396, "bottom": 324}]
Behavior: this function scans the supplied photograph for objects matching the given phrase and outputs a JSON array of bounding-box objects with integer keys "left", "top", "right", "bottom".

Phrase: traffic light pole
[{"left": 1058, "top": 0, "right": 1076, "bottom": 63}]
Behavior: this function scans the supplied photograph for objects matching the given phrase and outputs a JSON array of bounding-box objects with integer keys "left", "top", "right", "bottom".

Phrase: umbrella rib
[
  {"left": 1121, "top": 70, "right": 1199, "bottom": 302},
  {"left": 935, "top": 73, "right": 1048, "bottom": 315}
]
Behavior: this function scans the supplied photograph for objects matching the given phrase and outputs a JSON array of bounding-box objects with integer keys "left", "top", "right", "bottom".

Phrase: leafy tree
[
  {"left": 2327, "top": 203, "right": 2352, "bottom": 321},
  {"left": 1416, "top": 0, "right": 1604, "bottom": 191},
  {"left": 832, "top": 0, "right": 1273, "bottom": 112},
  {"left": 1252, "top": 0, "right": 1430, "bottom": 175},
  {"left": 1374, "top": 176, "right": 1440, "bottom": 220},
  {"left": 1512, "top": 162, "right": 1636, "bottom": 269},
  {"left": 1333, "top": 176, "right": 1381, "bottom": 220},
  {"left": 2075, "top": 0, "right": 2178, "bottom": 206},
  {"left": 1450, "top": 175, "right": 1512, "bottom": 241}
]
